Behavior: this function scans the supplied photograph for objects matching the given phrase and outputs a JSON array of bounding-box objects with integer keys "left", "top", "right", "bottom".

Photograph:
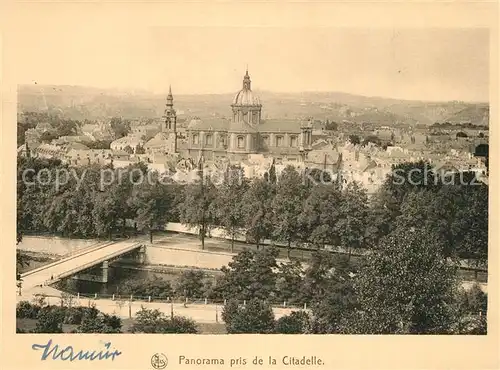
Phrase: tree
[
  {"left": 362, "top": 135, "right": 382, "bottom": 147},
  {"left": 351, "top": 226, "right": 459, "bottom": 334},
  {"left": 130, "top": 172, "right": 172, "bottom": 243},
  {"left": 40, "top": 130, "right": 58, "bottom": 143},
  {"left": 265, "top": 160, "right": 277, "bottom": 184},
  {"left": 130, "top": 307, "right": 197, "bottom": 333},
  {"left": 76, "top": 311, "right": 122, "bottom": 333},
  {"left": 369, "top": 160, "right": 438, "bottom": 245},
  {"left": 241, "top": 178, "right": 274, "bottom": 249},
  {"left": 123, "top": 145, "right": 134, "bottom": 154},
  {"left": 175, "top": 270, "right": 206, "bottom": 299},
  {"left": 213, "top": 167, "right": 248, "bottom": 252},
  {"left": 336, "top": 182, "right": 369, "bottom": 258},
  {"left": 32, "top": 307, "right": 64, "bottom": 333},
  {"left": 214, "top": 248, "right": 279, "bottom": 301},
  {"left": 53, "top": 119, "right": 79, "bottom": 137},
  {"left": 449, "top": 183, "right": 488, "bottom": 268},
  {"left": 275, "top": 260, "right": 304, "bottom": 305},
  {"left": 16, "top": 301, "right": 41, "bottom": 319},
  {"left": 117, "top": 276, "right": 173, "bottom": 299},
  {"left": 92, "top": 190, "right": 119, "bottom": 240},
  {"left": 271, "top": 166, "right": 306, "bottom": 258},
  {"left": 453, "top": 284, "right": 487, "bottom": 334},
  {"left": 130, "top": 307, "right": 164, "bottom": 333},
  {"left": 303, "top": 168, "right": 332, "bottom": 187},
  {"left": 135, "top": 145, "right": 146, "bottom": 154},
  {"left": 325, "top": 121, "right": 338, "bottom": 131},
  {"left": 17, "top": 157, "right": 64, "bottom": 234},
  {"left": 223, "top": 299, "right": 275, "bottom": 334},
  {"left": 110, "top": 117, "right": 131, "bottom": 139},
  {"left": 299, "top": 185, "right": 341, "bottom": 249},
  {"left": 300, "top": 251, "right": 354, "bottom": 307},
  {"left": 457, "top": 284, "right": 487, "bottom": 316},
  {"left": 348, "top": 135, "right": 361, "bottom": 145},
  {"left": 167, "top": 316, "right": 199, "bottom": 333},
  {"left": 275, "top": 311, "right": 310, "bottom": 334},
  {"left": 93, "top": 165, "right": 142, "bottom": 240},
  {"left": 178, "top": 177, "right": 217, "bottom": 249},
  {"left": 16, "top": 250, "right": 30, "bottom": 276},
  {"left": 309, "top": 256, "right": 359, "bottom": 333}
]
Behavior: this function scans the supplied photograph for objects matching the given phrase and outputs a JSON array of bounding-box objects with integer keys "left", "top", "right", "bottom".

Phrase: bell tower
[
  {"left": 163, "top": 85, "right": 177, "bottom": 132},
  {"left": 162, "top": 85, "right": 178, "bottom": 153}
]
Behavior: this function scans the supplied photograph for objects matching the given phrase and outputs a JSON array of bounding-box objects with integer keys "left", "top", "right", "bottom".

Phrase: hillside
[
  {"left": 443, "top": 105, "right": 489, "bottom": 124},
  {"left": 17, "top": 85, "right": 489, "bottom": 126}
]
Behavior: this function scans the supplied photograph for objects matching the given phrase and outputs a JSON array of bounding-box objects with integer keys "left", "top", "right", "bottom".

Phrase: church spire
[
  {"left": 163, "top": 85, "right": 177, "bottom": 135},
  {"left": 242, "top": 69, "right": 251, "bottom": 90},
  {"left": 167, "top": 85, "right": 173, "bottom": 107}
]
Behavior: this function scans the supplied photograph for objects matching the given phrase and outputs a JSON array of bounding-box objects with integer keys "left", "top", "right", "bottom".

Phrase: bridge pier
[
  {"left": 72, "top": 260, "right": 109, "bottom": 283},
  {"left": 102, "top": 260, "right": 109, "bottom": 282},
  {"left": 138, "top": 245, "right": 147, "bottom": 264}
]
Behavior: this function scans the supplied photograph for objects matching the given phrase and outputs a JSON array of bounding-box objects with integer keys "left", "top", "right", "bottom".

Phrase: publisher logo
[{"left": 151, "top": 353, "right": 168, "bottom": 369}]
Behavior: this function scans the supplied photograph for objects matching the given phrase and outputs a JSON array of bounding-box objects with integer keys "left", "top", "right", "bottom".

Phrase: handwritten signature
[{"left": 32, "top": 339, "right": 122, "bottom": 361}]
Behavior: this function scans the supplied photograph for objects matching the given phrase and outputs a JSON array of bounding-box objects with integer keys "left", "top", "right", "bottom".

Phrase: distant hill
[
  {"left": 17, "top": 84, "right": 489, "bottom": 127},
  {"left": 443, "top": 105, "right": 489, "bottom": 125}
]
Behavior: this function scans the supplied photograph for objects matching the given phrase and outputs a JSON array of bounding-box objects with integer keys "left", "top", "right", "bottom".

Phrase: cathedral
[{"left": 161, "top": 70, "right": 314, "bottom": 163}]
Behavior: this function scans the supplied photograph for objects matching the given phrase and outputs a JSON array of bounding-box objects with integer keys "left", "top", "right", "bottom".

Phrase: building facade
[{"left": 163, "top": 70, "right": 314, "bottom": 163}]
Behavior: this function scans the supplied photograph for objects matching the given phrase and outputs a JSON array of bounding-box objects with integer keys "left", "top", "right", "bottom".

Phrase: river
[{"left": 17, "top": 236, "right": 222, "bottom": 297}]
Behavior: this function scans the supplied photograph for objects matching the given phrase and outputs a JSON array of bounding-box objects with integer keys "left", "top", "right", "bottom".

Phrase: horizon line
[{"left": 17, "top": 83, "right": 489, "bottom": 105}]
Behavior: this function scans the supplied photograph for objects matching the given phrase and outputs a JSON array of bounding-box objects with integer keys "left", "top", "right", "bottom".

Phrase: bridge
[
  {"left": 17, "top": 237, "right": 302, "bottom": 324},
  {"left": 19, "top": 240, "right": 146, "bottom": 294}
]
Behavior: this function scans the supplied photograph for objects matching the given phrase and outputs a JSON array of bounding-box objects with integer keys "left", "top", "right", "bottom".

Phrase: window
[
  {"left": 262, "top": 136, "right": 269, "bottom": 147},
  {"left": 237, "top": 136, "right": 245, "bottom": 149},
  {"left": 192, "top": 134, "right": 199, "bottom": 145},
  {"left": 253, "top": 113, "right": 259, "bottom": 124},
  {"left": 276, "top": 135, "right": 284, "bottom": 147},
  {"left": 218, "top": 135, "right": 226, "bottom": 148},
  {"left": 205, "top": 134, "right": 213, "bottom": 146},
  {"left": 290, "top": 136, "right": 298, "bottom": 147}
]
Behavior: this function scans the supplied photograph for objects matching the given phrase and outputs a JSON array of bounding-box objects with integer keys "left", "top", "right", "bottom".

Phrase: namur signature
[{"left": 32, "top": 339, "right": 122, "bottom": 361}]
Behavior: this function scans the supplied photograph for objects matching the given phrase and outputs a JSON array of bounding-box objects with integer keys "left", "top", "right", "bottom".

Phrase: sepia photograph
[{"left": 12, "top": 25, "right": 491, "bottom": 339}]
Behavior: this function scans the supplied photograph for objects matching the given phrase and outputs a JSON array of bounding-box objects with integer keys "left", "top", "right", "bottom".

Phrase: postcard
[{"left": 1, "top": 1, "right": 498, "bottom": 369}]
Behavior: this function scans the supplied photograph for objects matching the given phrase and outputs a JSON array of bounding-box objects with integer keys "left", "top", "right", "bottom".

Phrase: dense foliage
[
  {"left": 130, "top": 307, "right": 198, "bottom": 333},
  {"left": 16, "top": 157, "right": 488, "bottom": 334}
]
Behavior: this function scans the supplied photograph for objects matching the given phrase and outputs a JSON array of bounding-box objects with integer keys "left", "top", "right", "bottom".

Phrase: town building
[
  {"left": 131, "top": 123, "right": 162, "bottom": 140},
  {"left": 65, "top": 149, "right": 113, "bottom": 166},
  {"left": 162, "top": 70, "right": 314, "bottom": 163},
  {"left": 80, "top": 121, "right": 115, "bottom": 141},
  {"left": 110, "top": 135, "right": 145, "bottom": 153}
]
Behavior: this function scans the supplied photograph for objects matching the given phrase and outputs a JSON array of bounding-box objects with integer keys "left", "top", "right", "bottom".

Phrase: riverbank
[{"left": 17, "top": 234, "right": 488, "bottom": 287}]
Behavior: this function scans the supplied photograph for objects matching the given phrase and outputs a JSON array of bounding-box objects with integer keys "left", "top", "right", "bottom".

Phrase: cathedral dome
[
  {"left": 232, "top": 69, "right": 261, "bottom": 106},
  {"left": 232, "top": 89, "right": 261, "bottom": 106}
]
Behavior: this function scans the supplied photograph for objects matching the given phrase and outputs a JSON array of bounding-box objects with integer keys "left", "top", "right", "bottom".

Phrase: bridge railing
[
  {"left": 52, "top": 243, "right": 143, "bottom": 282},
  {"left": 21, "top": 241, "right": 118, "bottom": 279}
]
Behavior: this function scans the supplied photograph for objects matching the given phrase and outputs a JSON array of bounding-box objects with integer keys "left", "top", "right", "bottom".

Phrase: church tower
[
  {"left": 162, "top": 86, "right": 178, "bottom": 153},
  {"left": 231, "top": 69, "right": 262, "bottom": 127},
  {"left": 163, "top": 85, "right": 177, "bottom": 132}
]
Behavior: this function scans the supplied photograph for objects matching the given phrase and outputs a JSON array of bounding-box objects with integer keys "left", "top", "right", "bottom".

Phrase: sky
[{"left": 13, "top": 26, "right": 489, "bottom": 102}]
